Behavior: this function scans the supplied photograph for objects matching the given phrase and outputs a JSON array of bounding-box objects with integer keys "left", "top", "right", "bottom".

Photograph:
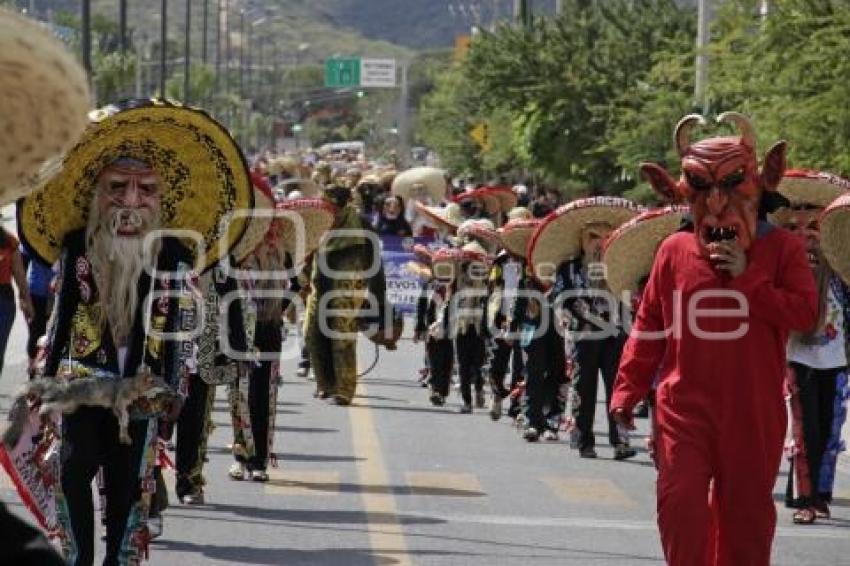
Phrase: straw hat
[
  {"left": 527, "top": 196, "right": 641, "bottom": 288},
  {"left": 507, "top": 207, "right": 532, "bottom": 222},
  {"left": 412, "top": 243, "right": 434, "bottom": 265},
  {"left": 454, "top": 188, "right": 500, "bottom": 216},
  {"left": 414, "top": 202, "right": 464, "bottom": 234},
  {"left": 776, "top": 169, "right": 850, "bottom": 208},
  {"left": 391, "top": 166, "right": 446, "bottom": 204},
  {"left": 275, "top": 198, "right": 336, "bottom": 266},
  {"left": 819, "top": 193, "right": 850, "bottom": 286},
  {"left": 267, "top": 155, "right": 299, "bottom": 176},
  {"left": 275, "top": 178, "right": 320, "bottom": 198},
  {"left": 17, "top": 99, "right": 252, "bottom": 273},
  {"left": 457, "top": 218, "right": 499, "bottom": 252},
  {"left": 602, "top": 205, "right": 689, "bottom": 297},
  {"left": 232, "top": 174, "right": 276, "bottom": 263},
  {"left": 498, "top": 218, "right": 541, "bottom": 259},
  {"left": 484, "top": 186, "right": 519, "bottom": 213},
  {"left": 0, "top": 8, "right": 91, "bottom": 204}
]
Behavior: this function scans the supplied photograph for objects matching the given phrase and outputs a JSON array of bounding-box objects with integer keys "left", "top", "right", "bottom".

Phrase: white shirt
[{"left": 787, "top": 283, "right": 847, "bottom": 369}]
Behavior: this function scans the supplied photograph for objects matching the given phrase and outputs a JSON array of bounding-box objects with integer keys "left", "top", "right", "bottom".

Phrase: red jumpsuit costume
[{"left": 610, "top": 113, "right": 818, "bottom": 566}]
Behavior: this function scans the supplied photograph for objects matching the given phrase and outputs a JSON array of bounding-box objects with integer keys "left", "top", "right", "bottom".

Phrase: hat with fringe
[
  {"left": 498, "top": 218, "right": 541, "bottom": 259},
  {"left": 391, "top": 166, "right": 446, "bottom": 204},
  {"left": 414, "top": 202, "right": 464, "bottom": 233},
  {"left": 602, "top": 205, "right": 689, "bottom": 297},
  {"left": 17, "top": 99, "right": 252, "bottom": 273},
  {"left": 528, "top": 196, "right": 641, "bottom": 288},
  {"left": 232, "top": 173, "right": 276, "bottom": 263},
  {"left": 820, "top": 193, "right": 850, "bottom": 286},
  {"left": 0, "top": 7, "right": 91, "bottom": 205}
]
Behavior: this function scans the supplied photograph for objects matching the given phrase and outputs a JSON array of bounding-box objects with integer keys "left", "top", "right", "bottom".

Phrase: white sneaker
[{"left": 228, "top": 462, "right": 246, "bottom": 481}]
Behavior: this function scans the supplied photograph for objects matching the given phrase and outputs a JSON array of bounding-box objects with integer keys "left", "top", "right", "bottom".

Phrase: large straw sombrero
[
  {"left": 17, "top": 99, "right": 253, "bottom": 273},
  {"left": 232, "top": 174, "right": 276, "bottom": 263},
  {"left": 275, "top": 198, "right": 336, "bottom": 267},
  {"left": 415, "top": 202, "right": 464, "bottom": 234},
  {"left": 391, "top": 166, "right": 446, "bottom": 204},
  {"left": 484, "top": 186, "right": 519, "bottom": 213},
  {"left": 498, "top": 218, "right": 541, "bottom": 259},
  {"left": 507, "top": 207, "right": 532, "bottom": 222},
  {"left": 777, "top": 169, "right": 850, "bottom": 208},
  {"left": 457, "top": 218, "right": 499, "bottom": 251},
  {"left": 820, "top": 193, "right": 850, "bottom": 286},
  {"left": 528, "top": 196, "right": 641, "bottom": 288},
  {"left": 454, "top": 188, "right": 500, "bottom": 216},
  {"left": 602, "top": 205, "right": 689, "bottom": 297},
  {"left": 0, "top": 8, "right": 91, "bottom": 204},
  {"left": 275, "top": 178, "right": 320, "bottom": 199}
]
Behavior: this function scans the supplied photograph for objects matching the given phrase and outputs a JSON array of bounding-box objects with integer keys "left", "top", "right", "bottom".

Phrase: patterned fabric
[{"left": 819, "top": 370, "right": 849, "bottom": 496}]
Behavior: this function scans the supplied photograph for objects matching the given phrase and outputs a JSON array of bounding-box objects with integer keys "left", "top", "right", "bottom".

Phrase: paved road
[{"left": 2, "top": 314, "right": 850, "bottom": 565}]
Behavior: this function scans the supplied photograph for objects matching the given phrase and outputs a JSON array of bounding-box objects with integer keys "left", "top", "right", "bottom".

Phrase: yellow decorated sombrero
[
  {"left": 18, "top": 99, "right": 253, "bottom": 272},
  {"left": 498, "top": 218, "right": 541, "bottom": 259},
  {"left": 527, "top": 196, "right": 641, "bottom": 288},
  {"left": 602, "top": 205, "right": 689, "bottom": 297},
  {"left": 0, "top": 8, "right": 91, "bottom": 205},
  {"left": 820, "top": 193, "right": 850, "bottom": 286}
]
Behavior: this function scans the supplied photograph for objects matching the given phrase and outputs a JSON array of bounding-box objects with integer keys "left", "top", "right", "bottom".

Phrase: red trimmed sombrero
[
  {"left": 602, "top": 205, "right": 689, "bottom": 297},
  {"left": 820, "top": 193, "right": 850, "bottom": 286},
  {"left": 498, "top": 218, "right": 541, "bottom": 259},
  {"left": 483, "top": 186, "right": 519, "bottom": 213},
  {"left": 232, "top": 173, "right": 276, "bottom": 262},
  {"left": 777, "top": 169, "right": 850, "bottom": 208},
  {"left": 275, "top": 198, "right": 336, "bottom": 266},
  {"left": 454, "top": 188, "right": 501, "bottom": 216},
  {"left": 457, "top": 218, "right": 500, "bottom": 253},
  {"left": 527, "top": 196, "right": 641, "bottom": 288}
]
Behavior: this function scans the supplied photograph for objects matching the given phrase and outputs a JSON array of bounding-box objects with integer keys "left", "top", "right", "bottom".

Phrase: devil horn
[
  {"left": 717, "top": 111, "right": 756, "bottom": 149},
  {"left": 674, "top": 114, "right": 706, "bottom": 157}
]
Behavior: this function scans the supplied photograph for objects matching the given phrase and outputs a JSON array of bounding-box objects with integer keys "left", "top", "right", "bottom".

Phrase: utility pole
[
  {"left": 202, "top": 0, "right": 209, "bottom": 64},
  {"left": 239, "top": 9, "right": 245, "bottom": 100},
  {"left": 81, "top": 0, "right": 92, "bottom": 82},
  {"left": 224, "top": 0, "right": 231, "bottom": 97},
  {"left": 184, "top": 0, "right": 191, "bottom": 103},
  {"left": 694, "top": 0, "right": 712, "bottom": 113},
  {"left": 215, "top": 0, "right": 222, "bottom": 88},
  {"left": 135, "top": 37, "right": 143, "bottom": 98},
  {"left": 119, "top": 0, "right": 128, "bottom": 54},
  {"left": 514, "top": 0, "right": 531, "bottom": 26},
  {"left": 555, "top": 0, "right": 564, "bottom": 16},
  {"left": 160, "top": 0, "right": 167, "bottom": 97},
  {"left": 397, "top": 61, "right": 410, "bottom": 168}
]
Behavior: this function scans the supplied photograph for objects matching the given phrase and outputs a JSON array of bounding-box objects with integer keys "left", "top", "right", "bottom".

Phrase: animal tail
[{"left": 1, "top": 380, "right": 51, "bottom": 449}]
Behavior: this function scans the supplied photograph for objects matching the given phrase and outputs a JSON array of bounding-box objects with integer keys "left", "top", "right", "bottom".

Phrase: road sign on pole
[
  {"left": 361, "top": 58, "right": 396, "bottom": 88},
  {"left": 324, "top": 58, "right": 361, "bottom": 88}
]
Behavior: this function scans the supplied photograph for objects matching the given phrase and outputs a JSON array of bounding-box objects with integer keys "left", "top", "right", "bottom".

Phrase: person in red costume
[{"left": 610, "top": 112, "right": 819, "bottom": 566}]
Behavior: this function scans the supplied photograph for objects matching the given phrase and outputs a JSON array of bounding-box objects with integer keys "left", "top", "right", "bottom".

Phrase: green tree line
[{"left": 416, "top": 0, "right": 850, "bottom": 202}]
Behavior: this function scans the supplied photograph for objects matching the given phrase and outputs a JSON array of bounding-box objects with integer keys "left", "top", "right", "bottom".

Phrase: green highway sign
[{"left": 325, "top": 58, "right": 361, "bottom": 88}]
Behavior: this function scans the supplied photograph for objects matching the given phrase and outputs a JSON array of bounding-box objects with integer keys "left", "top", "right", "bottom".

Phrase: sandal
[
  {"left": 792, "top": 507, "right": 817, "bottom": 525},
  {"left": 814, "top": 501, "right": 831, "bottom": 519}
]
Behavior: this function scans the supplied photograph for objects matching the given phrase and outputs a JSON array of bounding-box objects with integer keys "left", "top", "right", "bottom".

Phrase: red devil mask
[{"left": 640, "top": 112, "right": 786, "bottom": 257}]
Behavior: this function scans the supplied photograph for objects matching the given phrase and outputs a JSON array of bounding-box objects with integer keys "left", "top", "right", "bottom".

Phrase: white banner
[{"left": 361, "top": 58, "right": 397, "bottom": 88}]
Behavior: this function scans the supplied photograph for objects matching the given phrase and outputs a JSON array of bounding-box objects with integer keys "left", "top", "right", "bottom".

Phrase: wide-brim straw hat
[
  {"left": 528, "top": 196, "right": 641, "bottom": 288},
  {"left": 498, "top": 218, "right": 541, "bottom": 259},
  {"left": 484, "top": 186, "right": 519, "bottom": 213},
  {"left": 275, "top": 198, "right": 336, "bottom": 266},
  {"left": 820, "top": 193, "right": 850, "bottom": 286},
  {"left": 776, "top": 169, "right": 850, "bottom": 209},
  {"left": 454, "top": 188, "right": 500, "bottom": 216},
  {"left": 18, "top": 99, "right": 252, "bottom": 273},
  {"left": 414, "top": 202, "right": 464, "bottom": 233},
  {"left": 0, "top": 8, "right": 91, "bottom": 204},
  {"left": 267, "top": 156, "right": 298, "bottom": 176},
  {"left": 457, "top": 218, "right": 499, "bottom": 251},
  {"left": 232, "top": 174, "right": 276, "bottom": 263},
  {"left": 412, "top": 243, "right": 434, "bottom": 265},
  {"left": 391, "top": 166, "right": 446, "bottom": 204},
  {"left": 602, "top": 205, "right": 689, "bottom": 297}
]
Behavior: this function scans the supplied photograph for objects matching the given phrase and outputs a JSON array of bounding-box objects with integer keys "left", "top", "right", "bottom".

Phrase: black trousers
[
  {"left": 523, "top": 328, "right": 566, "bottom": 431},
  {"left": 27, "top": 294, "right": 50, "bottom": 360},
  {"left": 175, "top": 374, "right": 210, "bottom": 498},
  {"left": 488, "top": 339, "right": 524, "bottom": 398},
  {"left": 427, "top": 337, "right": 454, "bottom": 397},
  {"left": 574, "top": 334, "right": 625, "bottom": 450},
  {"left": 60, "top": 407, "right": 147, "bottom": 566},
  {"left": 456, "top": 327, "right": 485, "bottom": 406},
  {"left": 248, "top": 320, "right": 282, "bottom": 471},
  {"left": 786, "top": 362, "right": 843, "bottom": 506}
]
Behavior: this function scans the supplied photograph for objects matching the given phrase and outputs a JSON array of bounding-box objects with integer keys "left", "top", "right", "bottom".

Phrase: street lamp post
[
  {"left": 239, "top": 10, "right": 245, "bottom": 100},
  {"left": 119, "top": 0, "right": 128, "bottom": 54},
  {"left": 202, "top": 0, "right": 209, "bottom": 64},
  {"left": 694, "top": 0, "right": 712, "bottom": 112},
  {"left": 81, "top": 0, "right": 92, "bottom": 82}
]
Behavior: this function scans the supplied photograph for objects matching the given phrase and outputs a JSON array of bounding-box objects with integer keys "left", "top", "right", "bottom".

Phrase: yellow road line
[
  {"left": 350, "top": 381, "right": 412, "bottom": 566},
  {"left": 265, "top": 470, "right": 341, "bottom": 496},
  {"left": 542, "top": 476, "right": 637, "bottom": 507}
]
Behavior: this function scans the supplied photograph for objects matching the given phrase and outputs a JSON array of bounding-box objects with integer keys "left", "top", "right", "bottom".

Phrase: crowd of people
[{"left": 0, "top": 8, "right": 849, "bottom": 566}]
